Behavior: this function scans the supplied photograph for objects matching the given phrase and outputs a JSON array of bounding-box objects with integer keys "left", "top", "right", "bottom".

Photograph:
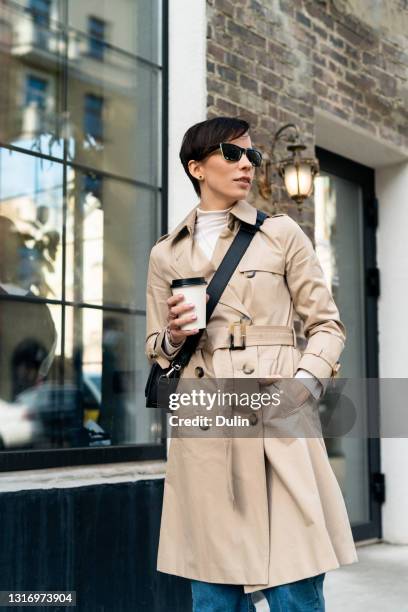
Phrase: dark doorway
[{"left": 314, "top": 148, "right": 382, "bottom": 541}]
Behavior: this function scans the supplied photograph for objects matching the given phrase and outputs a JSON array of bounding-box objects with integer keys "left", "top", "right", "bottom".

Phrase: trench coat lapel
[{"left": 170, "top": 200, "right": 257, "bottom": 321}]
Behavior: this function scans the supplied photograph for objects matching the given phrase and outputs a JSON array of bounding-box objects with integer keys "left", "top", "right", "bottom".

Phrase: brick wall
[{"left": 206, "top": 0, "right": 408, "bottom": 229}]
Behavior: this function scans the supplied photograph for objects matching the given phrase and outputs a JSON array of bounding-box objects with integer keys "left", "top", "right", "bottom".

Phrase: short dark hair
[{"left": 179, "top": 116, "right": 250, "bottom": 196}]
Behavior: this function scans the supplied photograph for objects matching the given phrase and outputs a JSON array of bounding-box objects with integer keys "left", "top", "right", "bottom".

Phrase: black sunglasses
[{"left": 207, "top": 143, "right": 263, "bottom": 167}]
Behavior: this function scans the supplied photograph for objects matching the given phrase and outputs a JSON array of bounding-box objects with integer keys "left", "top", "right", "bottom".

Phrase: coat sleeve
[
  {"left": 145, "top": 247, "right": 185, "bottom": 369},
  {"left": 282, "top": 216, "right": 346, "bottom": 387}
]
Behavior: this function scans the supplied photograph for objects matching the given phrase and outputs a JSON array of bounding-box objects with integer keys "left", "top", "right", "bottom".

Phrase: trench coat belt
[{"left": 197, "top": 324, "right": 296, "bottom": 352}]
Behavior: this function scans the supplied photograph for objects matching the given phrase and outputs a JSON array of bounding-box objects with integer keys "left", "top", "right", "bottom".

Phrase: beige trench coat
[{"left": 145, "top": 199, "right": 358, "bottom": 593}]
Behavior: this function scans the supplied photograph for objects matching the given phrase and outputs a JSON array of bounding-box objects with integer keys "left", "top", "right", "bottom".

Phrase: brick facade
[{"left": 206, "top": 0, "right": 408, "bottom": 228}]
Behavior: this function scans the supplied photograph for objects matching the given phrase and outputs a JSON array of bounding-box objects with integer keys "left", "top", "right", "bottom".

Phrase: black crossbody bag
[{"left": 145, "top": 209, "right": 269, "bottom": 409}]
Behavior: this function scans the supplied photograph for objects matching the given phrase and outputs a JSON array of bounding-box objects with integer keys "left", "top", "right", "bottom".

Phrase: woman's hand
[{"left": 166, "top": 293, "right": 210, "bottom": 345}]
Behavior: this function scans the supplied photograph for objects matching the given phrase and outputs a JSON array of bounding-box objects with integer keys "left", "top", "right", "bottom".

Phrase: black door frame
[{"left": 316, "top": 147, "right": 382, "bottom": 542}]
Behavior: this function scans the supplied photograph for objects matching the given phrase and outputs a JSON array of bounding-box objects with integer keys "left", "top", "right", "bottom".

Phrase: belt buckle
[{"left": 229, "top": 321, "right": 246, "bottom": 350}]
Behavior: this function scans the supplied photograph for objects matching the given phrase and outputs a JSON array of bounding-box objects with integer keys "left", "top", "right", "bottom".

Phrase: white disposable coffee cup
[{"left": 170, "top": 277, "right": 208, "bottom": 330}]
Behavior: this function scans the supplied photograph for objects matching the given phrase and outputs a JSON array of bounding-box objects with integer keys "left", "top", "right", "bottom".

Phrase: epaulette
[{"left": 154, "top": 233, "right": 170, "bottom": 245}]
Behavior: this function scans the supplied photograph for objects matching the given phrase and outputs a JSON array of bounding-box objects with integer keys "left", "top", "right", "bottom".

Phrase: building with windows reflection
[{"left": 0, "top": 0, "right": 164, "bottom": 450}]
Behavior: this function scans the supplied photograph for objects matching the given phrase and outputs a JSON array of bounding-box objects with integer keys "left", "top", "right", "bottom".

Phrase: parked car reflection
[
  {"left": 0, "top": 399, "right": 41, "bottom": 449},
  {"left": 0, "top": 376, "right": 110, "bottom": 450}
]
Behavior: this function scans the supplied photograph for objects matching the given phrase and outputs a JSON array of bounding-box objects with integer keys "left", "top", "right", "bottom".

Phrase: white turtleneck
[
  {"left": 193, "top": 205, "right": 234, "bottom": 261},
  {"left": 162, "top": 204, "right": 323, "bottom": 399}
]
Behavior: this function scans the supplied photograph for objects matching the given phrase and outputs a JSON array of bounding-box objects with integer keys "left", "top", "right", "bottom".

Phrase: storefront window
[{"left": 0, "top": 0, "right": 165, "bottom": 466}]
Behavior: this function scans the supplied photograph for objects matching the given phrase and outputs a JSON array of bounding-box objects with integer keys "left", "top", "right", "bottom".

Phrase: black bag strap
[{"left": 169, "top": 209, "right": 269, "bottom": 372}]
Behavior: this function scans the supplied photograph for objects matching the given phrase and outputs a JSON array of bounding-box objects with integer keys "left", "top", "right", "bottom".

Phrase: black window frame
[{"left": 0, "top": 0, "right": 169, "bottom": 472}]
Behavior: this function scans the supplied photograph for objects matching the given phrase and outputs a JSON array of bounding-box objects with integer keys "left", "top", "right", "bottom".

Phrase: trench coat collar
[
  {"left": 170, "top": 198, "right": 258, "bottom": 240},
  {"left": 168, "top": 199, "right": 257, "bottom": 321}
]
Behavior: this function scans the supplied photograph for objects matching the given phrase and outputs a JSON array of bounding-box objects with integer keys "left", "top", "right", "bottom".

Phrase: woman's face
[{"left": 188, "top": 133, "right": 256, "bottom": 205}]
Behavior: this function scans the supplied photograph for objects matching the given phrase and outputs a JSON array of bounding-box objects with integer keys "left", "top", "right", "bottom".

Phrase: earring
[{"left": 198, "top": 176, "right": 203, "bottom": 180}]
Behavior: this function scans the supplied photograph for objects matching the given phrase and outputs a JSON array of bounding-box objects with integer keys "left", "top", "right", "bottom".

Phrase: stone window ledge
[{"left": 0, "top": 460, "right": 166, "bottom": 493}]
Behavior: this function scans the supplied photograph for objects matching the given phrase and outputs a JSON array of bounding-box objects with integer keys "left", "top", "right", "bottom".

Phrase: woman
[{"left": 145, "top": 117, "right": 358, "bottom": 611}]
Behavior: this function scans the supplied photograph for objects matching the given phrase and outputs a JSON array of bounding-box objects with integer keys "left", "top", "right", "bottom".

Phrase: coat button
[
  {"left": 195, "top": 366, "right": 204, "bottom": 378},
  {"left": 244, "top": 270, "right": 256, "bottom": 278},
  {"left": 249, "top": 412, "right": 258, "bottom": 426},
  {"left": 242, "top": 363, "right": 255, "bottom": 375},
  {"left": 199, "top": 422, "right": 210, "bottom": 430}
]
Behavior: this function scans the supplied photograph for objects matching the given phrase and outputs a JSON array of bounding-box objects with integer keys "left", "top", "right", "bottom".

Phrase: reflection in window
[
  {"left": 0, "top": 301, "right": 57, "bottom": 403},
  {"left": 88, "top": 16, "right": 106, "bottom": 60},
  {"left": 0, "top": 149, "right": 62, "bottom": 298},
  {"left": 66, "top": 169, "right": 157, "bottom": 309},
  {"left": 1, "top": 2, "right": 63, "bottom": 156},
  {"left": 84, "top": 173, "right": 103, "bottom": 200},
  {"left": 2, "top": 1, "right": 161, "bottom": 182},
  {"left": 22, "top": 73, "right": 53, "bottom": 140},
  {"left": 63, "top": 307, "right": 159, "bottom": 447},
  {"left": 314, "top": 175, "right": 338, "bottom": 292},
  {"left": 84, "top": 93, "right": 104, "bottom": 142},
  {"left": 25, "top": 74, "right": 48, "bottom": 110},
  {"left": 0, "top": 0, "right": 164, "bottom": 458},
  {"left": 0, "top": 297, "right": 61, "bottom": 448},
  {"left": 66, "top": 170, "right": 104, "bottom": 306},
  {"left": 28, "top": 0, "right": 51, "bottom": 27}
]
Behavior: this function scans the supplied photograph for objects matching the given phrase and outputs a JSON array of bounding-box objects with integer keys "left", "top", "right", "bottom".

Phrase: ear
[{"left": 187, "top": 159, "right": 204, "bottom": 180}]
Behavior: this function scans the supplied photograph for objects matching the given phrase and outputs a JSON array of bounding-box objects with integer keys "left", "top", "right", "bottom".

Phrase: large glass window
[{"left": 0, "top": 0, "right": 166, "bottom": 468}]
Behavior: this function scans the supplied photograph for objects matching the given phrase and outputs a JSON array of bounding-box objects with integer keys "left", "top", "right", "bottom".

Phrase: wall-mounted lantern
[{"left": 258, "top": 123, "right": 320, "bottom": 208}]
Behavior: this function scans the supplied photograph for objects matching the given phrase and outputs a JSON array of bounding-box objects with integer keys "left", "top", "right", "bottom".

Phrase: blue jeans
[{"left": 191, "top": 573, "right": 325, "bottom": 611}]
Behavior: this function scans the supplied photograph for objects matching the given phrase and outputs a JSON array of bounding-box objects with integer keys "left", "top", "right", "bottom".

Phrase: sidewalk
[{"left": 324, "top": 542, "right": 408, "bottom": 611}]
